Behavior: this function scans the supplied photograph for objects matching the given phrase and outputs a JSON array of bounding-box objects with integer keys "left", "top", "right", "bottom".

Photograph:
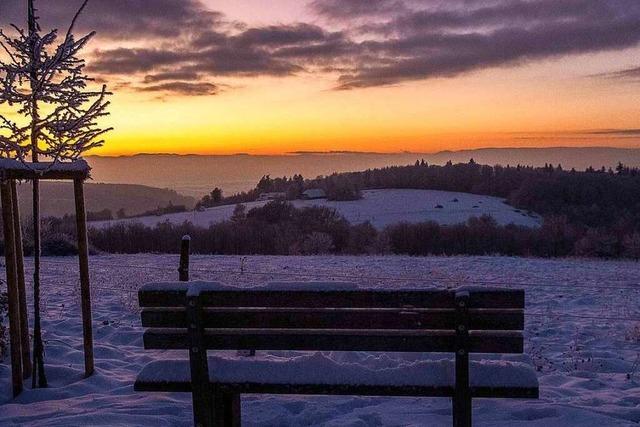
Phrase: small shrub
[
  {"left": 346, "top": 222, "right": 379, "bottom": 254},
  {"left": 626, "top": 324, "right": 640, "bottom": 343},
  {"left": 299, "top": 232, "right": 334, "bottom": 255},
  {"left": 574, "top": 229, "right": 618, "bottom": 258},
  {"left": 42, "top": 233, "right": 78, "bottom": 256},
  {"left": 87, "top": 209, "right": 113, "bottom": 222}
]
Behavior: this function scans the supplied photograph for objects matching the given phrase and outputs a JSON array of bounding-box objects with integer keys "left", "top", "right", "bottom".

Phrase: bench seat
[{"left": 135, "top": 353, "right": 539, "bottom": 399}]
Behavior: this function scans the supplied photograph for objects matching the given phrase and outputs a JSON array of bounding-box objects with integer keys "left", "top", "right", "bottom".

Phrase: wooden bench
[{"left": 134, "top": 281, "right": 539, "bottom": 427}]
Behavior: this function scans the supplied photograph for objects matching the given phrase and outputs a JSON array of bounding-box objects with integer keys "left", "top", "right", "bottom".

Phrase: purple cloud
[{"left": 4, "top": 0, "right": 639, "bottom": 94}]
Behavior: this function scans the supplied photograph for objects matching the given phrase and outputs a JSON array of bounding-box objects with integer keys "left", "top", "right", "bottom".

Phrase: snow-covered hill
[
  {"left": 92, "top": 189, "right": 541, "bottom": 229},
  {"left": 1, "top": 254, "right": 638, "bottom": 426}
]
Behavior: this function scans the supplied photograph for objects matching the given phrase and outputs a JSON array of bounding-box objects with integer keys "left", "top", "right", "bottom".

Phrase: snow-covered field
[
  {"left": 1, "top": 255, "right": 639, "bottom": 426},
  {"left": 91, "top": 189, "right": 541, "bottom": 229}
]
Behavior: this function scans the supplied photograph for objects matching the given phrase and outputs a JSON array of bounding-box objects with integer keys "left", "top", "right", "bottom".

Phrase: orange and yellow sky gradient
[{"left": 2, "top": 0, "right": 640, "bottom": 156}]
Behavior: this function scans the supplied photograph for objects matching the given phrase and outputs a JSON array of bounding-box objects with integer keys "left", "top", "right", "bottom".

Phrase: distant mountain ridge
[{"left": 86, "top": 147, "right": 640, "bottom": 197}]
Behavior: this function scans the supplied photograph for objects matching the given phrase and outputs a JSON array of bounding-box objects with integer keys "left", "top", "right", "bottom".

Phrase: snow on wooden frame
[{"left": 0, "top": 158, "right": 90, "bottom": 180}]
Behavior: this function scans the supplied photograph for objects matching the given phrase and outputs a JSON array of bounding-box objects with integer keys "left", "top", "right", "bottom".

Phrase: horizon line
[{"left": 86, "top": 145, "right": 640, "bottom": 159}]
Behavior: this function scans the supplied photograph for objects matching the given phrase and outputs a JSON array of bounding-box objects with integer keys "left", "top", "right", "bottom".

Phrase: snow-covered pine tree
[{"left": 0, "top": 0, "right": 111, "bottom": 387}]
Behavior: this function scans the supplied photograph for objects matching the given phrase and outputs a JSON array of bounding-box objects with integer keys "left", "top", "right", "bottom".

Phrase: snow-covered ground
[
  {"left": 1, "top": 254, "right": 639, "bottom": 426},
  {"left": 91, "top": 189, "right": 541, "bottom": 229}
]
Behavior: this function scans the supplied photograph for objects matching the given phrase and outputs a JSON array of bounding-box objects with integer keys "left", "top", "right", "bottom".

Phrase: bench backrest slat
[
  {"left": 143, "top": 328, "right": 523, "bottom": 353},
  {"left": 141, "top": 308, "right": 524, "bottom": 331},
  {"left": 140, "top": 288, "right": 523, "bottom": 309}
]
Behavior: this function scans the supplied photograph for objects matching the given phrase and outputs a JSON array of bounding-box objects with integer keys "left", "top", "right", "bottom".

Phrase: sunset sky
[{"left": 2, "top": 0, "right": 640, "bottom": 155}]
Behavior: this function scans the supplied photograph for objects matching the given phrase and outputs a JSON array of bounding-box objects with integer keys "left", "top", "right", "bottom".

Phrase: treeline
[
  {"left": 85, "top": 201, "right": 640, "bottom": 259},
  {"left": 304, "top": 160, "right": 640, "bottom": 230},
  {"left": 196, "top": 173, "right": 361, "bottom": 208},
  {"left": 90, "top": 202, "right": 379, "bottom": 255},
  {"left": 284, "top": 160, "right": 640, "bottom": 232},
  {"left": 387, "top": 215, "right": 640, "bottom": 259},
  {"left": 199, "top": 160, "right": 640, "bottom": 230},
  {"left": 3, "top": 198, "right": 640, "bottom": 259}
]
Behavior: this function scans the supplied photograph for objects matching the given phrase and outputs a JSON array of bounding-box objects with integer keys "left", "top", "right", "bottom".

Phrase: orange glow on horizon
[
  {"left": 88, "top": 55, "right": 640, "bottom": 156},
  {"left": 3, "top": 49, "right": 639, "bottom": 157}
]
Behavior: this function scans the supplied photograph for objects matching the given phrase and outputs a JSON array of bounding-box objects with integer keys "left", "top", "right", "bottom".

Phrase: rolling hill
[
  {"left": 15, "top": 182, "right": 195, "bottom": 219},
  {"left": 91, "top": 189, "right": 541, "bottom": 229}
]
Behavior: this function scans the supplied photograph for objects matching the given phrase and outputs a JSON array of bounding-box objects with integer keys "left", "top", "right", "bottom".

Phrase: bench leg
[
  {"left": 213, "top": 392, "right": 241, "bottom": 427},
  {"left": 192, "top": 390, "right": 214, "bottom": 427},
  {"left": 452, "top": 396, "right": 472, "bottom": 427}
]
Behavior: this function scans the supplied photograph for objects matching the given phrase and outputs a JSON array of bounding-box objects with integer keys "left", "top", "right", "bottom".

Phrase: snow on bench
[
  {"left": 143, "top": 280, "right": 361, "bottom": 293},
  {"left": 140, "top": 280, "right": 515, "bottom": 294},
  {"left": 136, "top": 353, "right": 538, "bottom": 391}
]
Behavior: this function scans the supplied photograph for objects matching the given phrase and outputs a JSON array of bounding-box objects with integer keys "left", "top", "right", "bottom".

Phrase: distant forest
[
  {"left": 4, "top": 160, "right": 640, "bottom": 259},
  {"left": 198, "top": 159, "right": 640, "bottom": 229}
]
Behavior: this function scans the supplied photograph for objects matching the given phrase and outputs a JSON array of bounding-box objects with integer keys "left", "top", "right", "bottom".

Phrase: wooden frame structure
[{"left": 0, "top": 159, "right": 94, "bottom": 397}]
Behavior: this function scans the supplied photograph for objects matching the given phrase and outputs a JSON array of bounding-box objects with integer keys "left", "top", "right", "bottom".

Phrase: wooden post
[
  {"left": 73, "top": 178, "right": 94, "bottom": 377},
  {"left": 179, "top": 235, "right": 190, "bottom": 282},
  {"left": 1, "top": 180, "right": 23, "bottom": 396},
  {"left": 10, "top": 180, "right": 31, "bottom": 379},
  {"left": 454, "top": 291, "right": 471, "bottom": 427},
  {"left": 31, "top": 175, "right": 47, "bottom": 388}
]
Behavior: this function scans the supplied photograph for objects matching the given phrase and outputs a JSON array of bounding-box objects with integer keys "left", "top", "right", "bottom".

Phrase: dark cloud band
[
  {"left": 3, "top": 0, "right": 639, "bottom": 94},
  {"left": 139, "top": 82, "right": 219, "bottom": 96},
  {"left": 1, "top": 0, "right": 221, "bottom": 39}
]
